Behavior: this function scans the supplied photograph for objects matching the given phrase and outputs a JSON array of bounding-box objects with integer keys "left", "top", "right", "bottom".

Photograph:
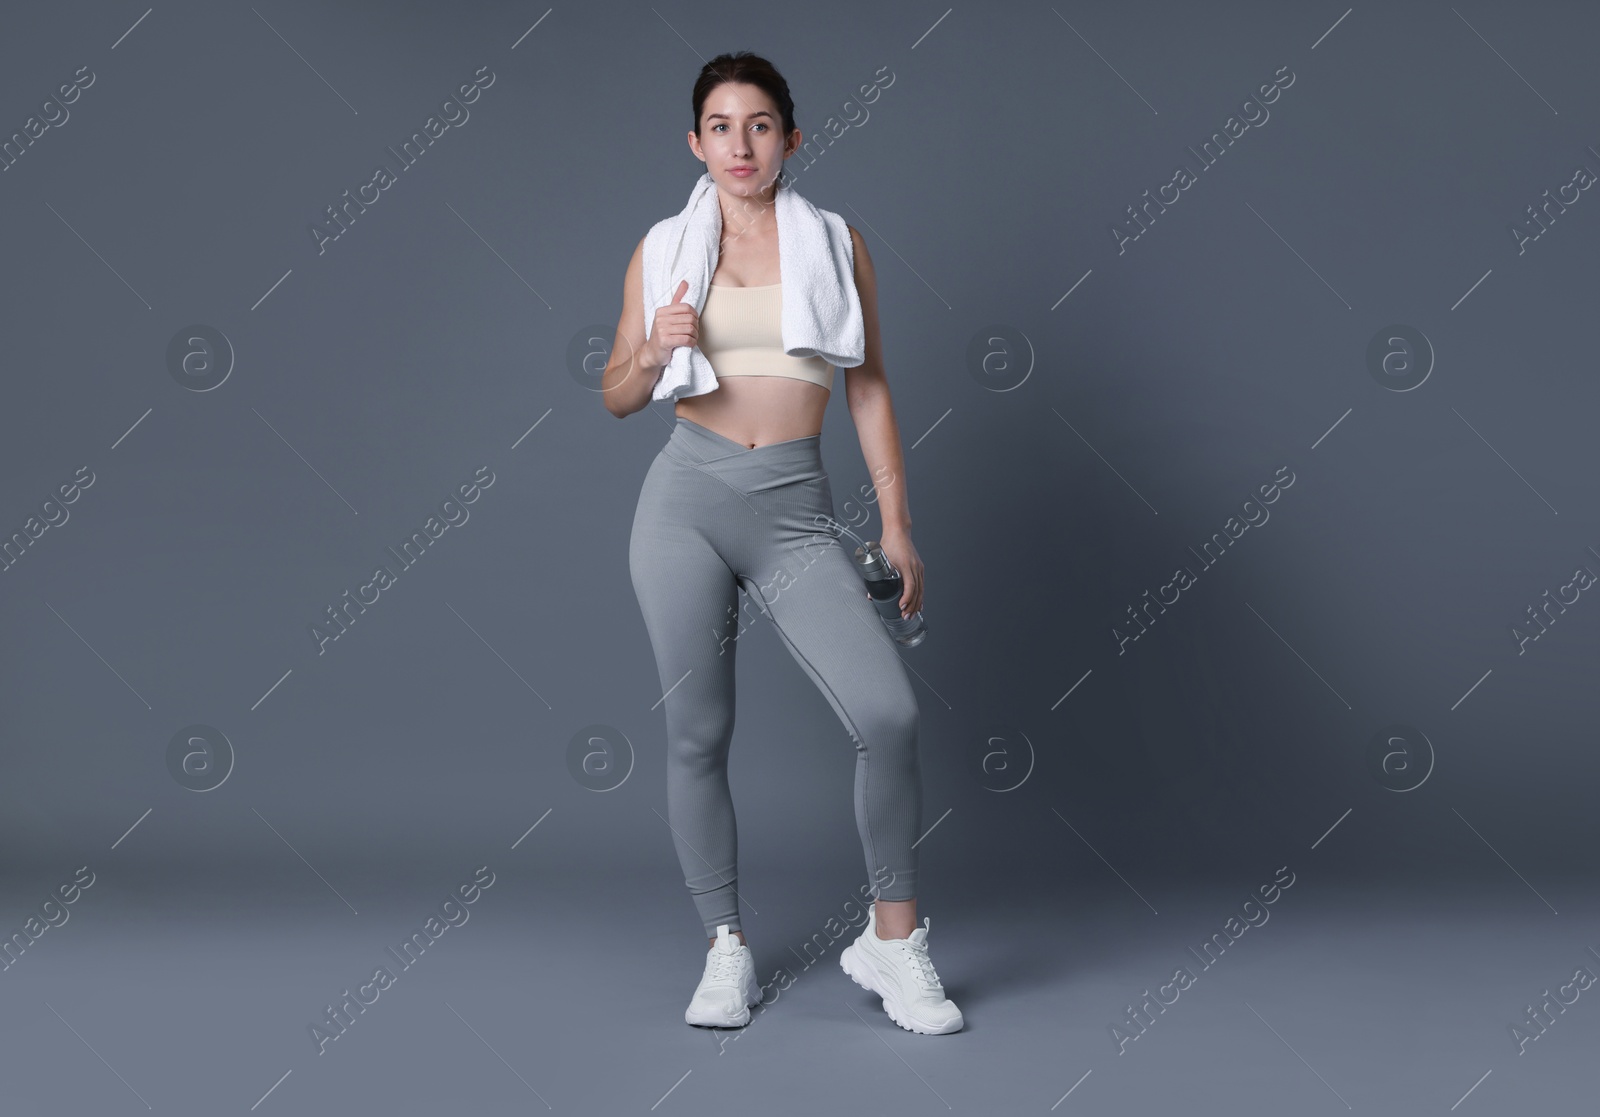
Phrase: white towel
[{"left": 641, "top": 171, "right": 866, "bottom": 402}]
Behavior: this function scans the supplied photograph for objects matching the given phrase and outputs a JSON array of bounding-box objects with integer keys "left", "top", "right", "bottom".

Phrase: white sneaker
[
  {"left": 685, "top": 923, "right": 761, "bottom": 1027},
  {"left": 840, "top": 904, "right": 963, "bottom": 1034}
]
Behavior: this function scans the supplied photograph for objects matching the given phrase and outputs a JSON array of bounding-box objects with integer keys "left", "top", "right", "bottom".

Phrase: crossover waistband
[{"left": 659, "top": 417, "right": 826, "bottom": 495}]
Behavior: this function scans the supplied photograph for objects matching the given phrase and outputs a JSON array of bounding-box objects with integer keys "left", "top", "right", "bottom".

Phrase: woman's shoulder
[
  {"left": 643, "top": 212, "right": 680, "bottom": 245},
  {"left": 822, "top": 212, "right": 866, "bottom": 269},
  {"left": 639, "top": 213, "right": 682, "bottom": 273},
  {"left": 805, "top": 203, "right": 856, "bottom": 249}
]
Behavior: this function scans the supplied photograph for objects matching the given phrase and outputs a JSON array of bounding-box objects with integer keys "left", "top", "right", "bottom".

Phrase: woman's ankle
[{"left": 873, "top": 897, "right": 917, "bottom": 939}]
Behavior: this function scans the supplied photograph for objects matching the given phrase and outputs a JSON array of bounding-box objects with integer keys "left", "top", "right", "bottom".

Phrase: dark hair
[{"left": 692, "top": 52, "right": 796, "bottom": 185}]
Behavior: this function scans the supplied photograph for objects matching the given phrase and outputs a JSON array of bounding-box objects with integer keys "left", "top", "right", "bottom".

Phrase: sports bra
[{"left": 698, "top": 282, "right": 834, "bottom": 392}]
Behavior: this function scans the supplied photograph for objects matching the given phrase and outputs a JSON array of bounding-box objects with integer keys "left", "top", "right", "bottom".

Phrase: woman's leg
[
  {"left": 733, "top": 503, "right": 924, "bottom": 921},
  {"left": 629, "top": 463, "right": 749, "bottom": 941}
]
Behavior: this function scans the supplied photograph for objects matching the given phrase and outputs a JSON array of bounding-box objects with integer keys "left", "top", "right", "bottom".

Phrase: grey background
[{"left": 1, "top": 1, "right": 1596, "bottom": 1114}]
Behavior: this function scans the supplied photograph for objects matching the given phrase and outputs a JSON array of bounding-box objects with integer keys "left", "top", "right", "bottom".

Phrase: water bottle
[
  {"left": 853, "top": 540, "right": 927, "bottom": 648},
  {"left": 813, "top": 514, "right": 928, "bottom": 647}
]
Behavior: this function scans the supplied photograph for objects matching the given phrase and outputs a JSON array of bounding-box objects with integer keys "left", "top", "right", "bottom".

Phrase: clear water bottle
[{"left": 853, "top": 540, "right": 927, "bottom": 648}]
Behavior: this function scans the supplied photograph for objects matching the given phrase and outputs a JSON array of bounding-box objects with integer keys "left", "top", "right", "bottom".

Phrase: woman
[{"left": 602, "top": 52, "right": 961, "bottom": 1036}]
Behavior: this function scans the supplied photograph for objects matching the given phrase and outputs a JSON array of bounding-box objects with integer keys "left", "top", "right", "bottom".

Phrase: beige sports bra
[{"left": 698, "top": 282, "right": 834, "bottom": 392}]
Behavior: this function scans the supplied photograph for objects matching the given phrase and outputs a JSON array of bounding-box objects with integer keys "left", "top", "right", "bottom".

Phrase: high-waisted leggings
[{"left": 629, "top": 416, "right": 922, "bottom": 936}]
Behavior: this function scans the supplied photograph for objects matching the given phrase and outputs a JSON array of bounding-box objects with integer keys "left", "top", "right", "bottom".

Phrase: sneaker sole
[
  {"left": 839, "top": 942, "right": 963, "bottom": 1035},
  {"left": 684, "top": 975, "right": 762, "bottom": 1028}
]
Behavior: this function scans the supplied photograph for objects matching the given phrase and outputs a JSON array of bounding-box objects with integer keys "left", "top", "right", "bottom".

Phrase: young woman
[{"left": 602, "top": 52, "right": 962, "bottom": 1036}]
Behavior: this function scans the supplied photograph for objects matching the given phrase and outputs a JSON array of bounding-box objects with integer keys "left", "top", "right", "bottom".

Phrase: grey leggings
[{"left": 629, "top": 416, "right": 922, "bottom": 937}]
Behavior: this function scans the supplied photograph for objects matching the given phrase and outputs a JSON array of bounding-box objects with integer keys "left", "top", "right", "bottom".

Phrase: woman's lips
[{"left": 729, "top": 167, "right": 755, "bottom": 176}]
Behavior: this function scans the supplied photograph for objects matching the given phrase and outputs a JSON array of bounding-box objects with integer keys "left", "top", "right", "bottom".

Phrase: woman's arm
[
  {"left": 602, "top": 236, "right": 666, "bottom": 418},
  {"left": 842, "top": 224, "right": 923, "bottom": 620}
]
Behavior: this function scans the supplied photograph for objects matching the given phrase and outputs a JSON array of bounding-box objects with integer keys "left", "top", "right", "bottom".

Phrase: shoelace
[
  {"left": 891, "top": 940, "right": 942, "bottom": 993},
  {"left": 705, "top": 947, "right": 745, "bottom": 983}
]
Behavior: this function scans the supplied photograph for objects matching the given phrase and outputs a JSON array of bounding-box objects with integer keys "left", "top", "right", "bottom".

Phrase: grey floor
[{"left": 1, "top": 863, "right": 1593, "bottom": 1115}]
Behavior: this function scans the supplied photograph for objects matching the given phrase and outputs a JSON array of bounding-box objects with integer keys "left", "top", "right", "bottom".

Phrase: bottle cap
[{"left": 855, "top": 541, "right": 897, "bottom": 579}]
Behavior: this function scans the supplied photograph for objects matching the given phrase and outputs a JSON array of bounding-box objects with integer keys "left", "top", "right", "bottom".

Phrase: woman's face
[{"left": 691, "top": 82, "right": 798, "bottom": 197}]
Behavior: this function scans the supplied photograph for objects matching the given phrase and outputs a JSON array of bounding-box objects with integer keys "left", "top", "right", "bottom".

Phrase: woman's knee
[
  {"left": 855, "top": 678, "right": 919, "bottom": 753},
  {"left": 665, "top": 704, "right": 736, "bottom": 769}
]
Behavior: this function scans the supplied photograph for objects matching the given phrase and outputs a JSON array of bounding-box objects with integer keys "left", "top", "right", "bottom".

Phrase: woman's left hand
[{"left": 876, "top": 527, "right": 924, "bottom": 619}]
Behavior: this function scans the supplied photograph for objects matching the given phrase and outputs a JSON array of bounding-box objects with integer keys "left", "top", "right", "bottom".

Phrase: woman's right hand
[{"left": 642, "top": 278, "right": 699, "bottom": 371}]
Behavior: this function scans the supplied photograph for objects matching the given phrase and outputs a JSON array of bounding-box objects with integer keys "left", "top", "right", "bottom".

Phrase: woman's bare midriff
[{"left": 674, "top": 375, "right": 830, "bottom": 448}]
